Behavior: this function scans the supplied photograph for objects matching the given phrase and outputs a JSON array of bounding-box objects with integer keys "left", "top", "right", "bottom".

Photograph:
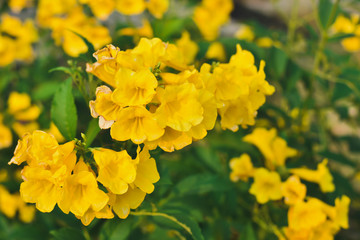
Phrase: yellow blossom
[
  {"left": 256, "top": 37, "right": 274, "bottom": 48},
  {"left": 119, "top": 19, "right": 153, "bottom": 39},
  {"left": 290, "top": 159, "right": 335, "bottom": 193},
  {"left": 111, "top": 187, "right": 146, "bottom": 219},
  {"left": 229, "top": 153, "right": 254, "bottom": 182},
  {"left": 110, "top": 106, "right": 165, "bottom": 144},
  {"left": 112, "top": 68, "right": 158, "bottom": 106},
  {"left": 282, "top": 175, "right": 306, "bottom": 205},
  {"left": 7, "top": 92, "right": 31, "bottom": 115},
  {"left": 116, "top": 0, "right": 146, "bottom": 15},
  {"left": 93, "top": 148, "right": 137, "bottom": 194},
  {"left": 205, "top": 42, "right": 226, "bottom": 62},
  {"left": 0, "top": 185, "right": 18, "bottom": 218},
  {"left": 243, "top": 128, "right": 297, "bottom": 169},
  {"left": 77, "top": 204, "right": 114, "bottom": 226},
  {"left": 176, "top": 31, "right": 199, "bottom": 65},
  {"left": 235, "top": 24, "right": 255, "bottom": 41},
  {"left": 46, "top": 122, "right": 66, "bottom": 143},
  {"left": 147, "top": 0, "right": 169, "bottom": 19},
  {"left": 249, "top": 168, "right": 282, "bottom": 204},
  {"left": 0, "top": 121, "right": 12, "bottom": 149},
  {"left": 83, "top": 0, "right": 116, "bottom": 20},
  {"left": 9, "top": 0, "right": 33, "bottom": 13}
]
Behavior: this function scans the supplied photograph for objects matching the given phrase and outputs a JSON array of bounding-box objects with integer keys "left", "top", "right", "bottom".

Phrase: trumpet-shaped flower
[
  {"left": 282, "top": 175, "right": 306, "bottom": 205},
  {"left": 249, "top": 168, "right": 282, "bottom": 204},
  {"left": 229, "top": 153, "right": 254, "bottom": 182}
]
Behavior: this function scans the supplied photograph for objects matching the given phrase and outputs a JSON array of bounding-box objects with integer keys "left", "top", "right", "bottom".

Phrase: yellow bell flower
[
  {"left": 83, "top": 0, "right": 116, "bottom": 20},
  {"left": 116, "top": 0, "right": 146, "bottom": 15},
  {"left": 147, "top": 0, "right": 169, "bottom": 19},
  {"left": 0, "top": 36, "right": 16, "bottom": 66},
  {"left": 176, "top": 31, "right": 199, "bottom": 65},
  {"left": 288, "top": 199, "right": 327, "bottom": 231},
  {"left": 93, "top": 148, "right": 137, "bottom": 194},
  {"left": 86, "top": 45, "right": 121, "bottom": 87},
  {"left": 290, "top": 159, "right": 335, "bottom": 193},
  {"left": 235, "top": 24, "right": 255, "bottom": 41},
  {"left": 12, "top": 122, "right": 40, "bottom": 138},
  {"left": 229, "top": 153, "right": 254, "bottom": 182},
  {"left": 0, "top": 185, "right": 18, "bottom": 218},
  {"left": 0, "top": 121, "right": 12, "bottom": 149},
  {"left": 46, "top": 122, "right": 66, "bottom": 143},
  {"left": 281, "top": 175, "right": 306, "bottom": 205},
  {"left": 132, "top": 38, "right": 166, "bottom": 68},
  {"left": 112, "top": 68, "right": 158, "bottom": 106},
  {"left": 155, "top": 83, "right": 204, "bottom": 132},
  {"left": 256, "top": 37, "right": 274, "bottom": 48},
  {"left": 9, "top": 0, "right": 33, "bottom": 13},
  {"left": 59, "top": 169, "right": 109, "bottom": 217},
  {"left": 133, "top": 147, "right": 160, "bottom": 194},
  {"left": 119, "top": 19, "right": 153, "bottom": 39},
  {"left": 110, "top": 187, "right": 146, "bottom": 219},
  {"left": 243, "top": 128, "right": 297, "bottom": 169},
  {"left": 7, "top": 92, "right": 31, "bottom": 115},
  {"left": 17, "top": 198, "right": 36, "bottom": 223},
  {"left": 110, "top": 106, "right": 165, "bottom": 144},
  {"left": 205, "top": 42, "right": 226, "bottom": 62},
  {"left": 145, "top": 127, "right": 193, "bottom": 152},
  {"left": 249, "top": 168, "right": 282, "bottom": 204}
]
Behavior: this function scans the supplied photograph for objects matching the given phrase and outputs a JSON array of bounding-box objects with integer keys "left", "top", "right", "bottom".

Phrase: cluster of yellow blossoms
[
  {"left": 0, "top": 14, "right": 38, "bottom": 66},
  {"left": 9, "top": 130, "right": 159, "bottom": 226},
  {"left": 0, "top": 92, "right": 41, "bottom": 149},
  {"left": 229, "top": 128, "right": 350, "bottom": 239},
  {"left": 88, "top": 38, "right": 274, "bottom": 152},
  {"left": 332, "top": 14, "right": 360, "bottom": 52},
  {"left": 193, "top": 0, "right": 233, "bottom": 41},
  {"left": 0, "top": 184, "right": 35, "bottom": 223}
]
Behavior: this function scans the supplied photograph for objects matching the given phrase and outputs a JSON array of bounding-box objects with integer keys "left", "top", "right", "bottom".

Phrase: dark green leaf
[
  {"left": 32, "top": 81, "right": 62, "bottom": 101},
  {"left": 99, "top": 219, "right": 133, "bottom": 240},
  {"left": 318, "top": 0, "right": 338, "bottom": 30},
  {"left": 85, "top": 118, "right": 101, "bottom": 147},
  {"left": 50, "top": 227, "right": 86, "bottom": 240},
  {"left": 318, "top": 150, "right": 356, "bottom": 167},
  {"left": 70, "top": 31, "right": 96, "bottom": 62},
  {"left": 48, "top": 66, "right": 71, "bottom": 74},
  {"left": 193, "top": 145, "right": 223, "bottom": 173},
  {"left": 51, "top": 78, "right": 78, "bottom": 140},
  {"left": 271, "top": 47, "right": 288, "bottom": 77}
]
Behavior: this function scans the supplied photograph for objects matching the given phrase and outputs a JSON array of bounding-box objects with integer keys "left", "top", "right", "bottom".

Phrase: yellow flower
[
  {"left": 145, "top": 127, "right": 193, "bottom": 152},
  {"left": 119, "top": 19, "right": 153, "bottom": 39},
  {"left": 249, "top": 168, "right": 282, "bottom": 204},
  {"left": 12, "top": 122, "right": 40, "bottom": 138},
  {"left": 17, "top": 198, "right": 36, "bottom": 223},
  {"left": 0, "top": 36, "right": 16, "bottom": 66},
  {"left": 290, "top": 159, "right": 335, "bottom": 193},
  {"left": 110, "top": 106, "right": 164, "bottom": 144},
  {"left": 9, "top": 0, "right": 33, "bottom": 13},
  {"left": 333, "top": 196, "right": 350, "bottom": 229},
  {"left": 133, "top": 147, "right": 160, "bottom": 194},
  {"left": 7, "top": 92, "right": 31, "bottom": 115},
  {"left": 110, "top": 187, "right": 146, "bottom": 219},
  {"left": 147, "top": 0, "right": 169, "bottom": 18},
  {"left": 89, "top": 85, "right": 122, "bottom": 129},
  {"left": 93, "top": 148, "right": 137, "bottom": 194},
  {"left": 0, "top": 169, "right": 8, "bottom": 182},
  {"left": 86, "top": 45, "right": 121, "bottom": 87},
  {"left": 205, "top": 42, "right": 226, "bottom": 62},
  {"left": 288, "top": 199, "right": 327, "bottom": 231},
  {"left": 235, "top": 24, "right": 255, "bottom": 41},
  {"left": 256, "top": 37, "right": 274, "bottom": 48},
  {"left": 112, "top": 68, "right": 158, "bottom": 106},
  {"left": 229, "top": 153, "right": 254, "bottom": 182},
  {"left": 46, "top": 122, "right": 66, "bottom": 143},
  {"left": 341, "top": 37, "right": 360, "bottom": 52},
  {"left": 281, "top": 175, "right": 306, "bottom": 205},
  {"left": 0, "top": 121, "right": 12, "bottom": 149},
  {"left": 83, "top": 0, "right": 116, "bottom": 20},
  {"left": 0, "top": 185, "right": 18, "bottom": 218},
  {"left": 155, "top": 83, "right": 204, "bottom": 132},
  {"left": 77, "top": 204, "right": 114, "bottom": 226},
  {"left": 176, "top": 31, "right": 199, "bottom": 65},
  {"left": 243, "top": 128, "right": 297, "bottom": 169},
  {"left": 116, "top": 0, "right": 146, "bottom": 15},
  {"left": 59, "top": 166, "right": 109, "bottom": 217},
  {"left": 132, "top": 38, "right": 166, "bottom": 68}
]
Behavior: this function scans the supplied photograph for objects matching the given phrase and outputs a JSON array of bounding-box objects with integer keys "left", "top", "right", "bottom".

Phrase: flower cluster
[
  {"left": 0, "top": 14, "right": 38, "bottom": 66},
  {"left": 8, "top": 130, "right": 160, "bottom": 226},
  {"left": 0, "top": 184, "right": 35, "bottom": 223},
  {"left": 229, "top": 127, "right": 349, "bottom": 239},
  {"left": 332, "top": 14, "right": 360, "bottom": 52},
  {"left": 88, "top": 38, "right": 274, "bottom": 152},
  {"left": 0, "top": 92, "right": 41, "bottom": 149},
  {"left": 193, "top": 0, "right": 233, "bottom": 41}
]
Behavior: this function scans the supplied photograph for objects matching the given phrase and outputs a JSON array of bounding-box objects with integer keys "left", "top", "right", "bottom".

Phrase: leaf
[
  {"left": 99, "top": 219, "right": 133, "bottom": 240},
  {"left": 242, "top": 223, "right": 256, "bottom": 240},
  {"left": 85, "top": 118, "right": 101, "bottom": 147},
  {"left": 152, "top": 18, "right": 185, "bottom": 41},
  {"left": 32, "top": 81, "right": 62, "bottom": 101},
  {"left": 51, "top": 78, "right": 78, "bottom": 141},
  {"left": 48, "top": 66, "right": 72, "bottom": 74},
  {"left": 50, "top": 227, "right": 86, "bottom": 240},
  {"left": 318, "top": 150, "right": 356, "bottom": 167},
  {"left": 328, "top": 33, "right": 355, "bottom": 42},
  {"left": 193, "top": 145, "right": 223, "bottom": 173},
  {"left": 271, "top": 47, "right": 288, "bottom": 78},
  {"left": 318, "top": 0, "right": 338, "bottom": 30},
  {"left": 173, "top": 173, "right": 232, "bottom": 196},
  {"left": 69, "top": 30, "right": 96, "bottom": 62}
]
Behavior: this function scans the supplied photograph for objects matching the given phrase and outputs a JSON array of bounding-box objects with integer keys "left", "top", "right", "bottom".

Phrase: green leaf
[
  {"left": 85, "top": 118, "right": 101, "bottom": 147},
  {"left": 70, "top": 30, "right": 96, "bottom": 62},
  {"left": 99, "top": 219, "right": 133, "bottom": 240},
  {"left": 173, "top": 173, "right": 232, "bottom": 196},
  {"left": 50, "top": 227, "right": 86, "bottom": 240},
  {"left": 318, "top": 150, "right": 356, "bottom": 167},
  {"left": 328, "top": 33, "right": 355, "bottom": 42},
  {"left": 242, "top": 223, "right": 256, "bottom": 240},
  {"left": 32, "top": 81, "right": 62, "bottom": 101},
  {"left": 152, "top": 18, "right": 185, "bottom": 41},
  {"left": 48, "top": 66, "right": 72, "bottom": 74},
  {"left": 271, "top": 47, "right": 288, "bottom": 77},
  {"left": 51, "top": 78, "right": 78, "bottom": 141},
  {"left": 193, "top": 145, "right": 223, "bottom": 173},
  {"left": 318, "top": 0, "right": 338, "bottom": 30}
]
